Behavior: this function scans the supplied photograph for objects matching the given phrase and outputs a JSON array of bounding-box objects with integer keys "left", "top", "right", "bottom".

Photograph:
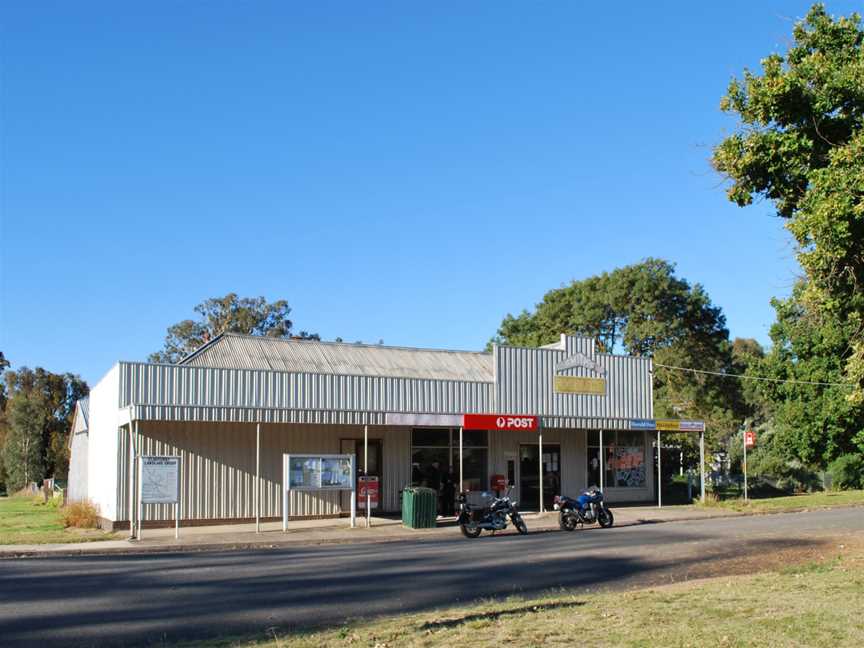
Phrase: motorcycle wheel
[
  {"left": 597, "top": 508, "right": 614, "bottom": 528},
  {"left": 460, "top": 523, "right": 482, "bottom": 538},
  {"left": 559, "top": 513, "right": 578, "bottom": 532},
  {"left": 512, "top": 513, "right": 528, "bottom": 535}
]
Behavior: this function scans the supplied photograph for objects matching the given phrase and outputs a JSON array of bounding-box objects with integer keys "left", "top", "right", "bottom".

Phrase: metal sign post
[
  {"left": 743, "top": 429, "right": 755, "bottom": 502},
  {"left": 458, "top": 426, "right": 464, "bottom": 493},
  {"left": 657, "top": 430, "right": 662, "bottom": 508},
  {"left": 599, "top": 429, "right": 604, "bottom": 491},
  {"left": 255, "top": 423, "right": 261, "bottom": 534},
  {"left": 743, "top": 433, "right": 748, "bottom": 502},
  {"left": 364, "top": 425, "right": 370, "bottom": 528},
  {"left": 538, "top": 424, "right": 544, "bottom": 513},
  {"left": 700, "top": 428, "right": 706, "bottom": 503}
]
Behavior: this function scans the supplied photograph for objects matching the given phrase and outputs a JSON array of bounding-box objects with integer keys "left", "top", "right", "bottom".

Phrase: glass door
[
  {"left": 519, "top": 444, "right": 561, "bottom": 511},
  {"left": 341, "top": 439, "right": 382, "bottom": 511}
]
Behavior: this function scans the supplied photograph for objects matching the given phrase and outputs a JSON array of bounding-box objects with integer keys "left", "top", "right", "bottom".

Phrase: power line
[{"left": 652, "top": 362, "right": 855, "bottom": 388}]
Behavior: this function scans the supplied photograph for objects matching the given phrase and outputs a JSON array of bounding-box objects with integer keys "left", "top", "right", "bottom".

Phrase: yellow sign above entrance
[
  {"left": 553, "top": 376, "right": 606, "bottom": 395},
  {"left": 656, "top": 419, "right": 684, "bottom": 431}
]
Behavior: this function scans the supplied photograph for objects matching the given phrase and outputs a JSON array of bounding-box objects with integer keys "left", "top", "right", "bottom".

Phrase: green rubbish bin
[{"left": 401, "top": 487, "right": 438, "bottom": 528}]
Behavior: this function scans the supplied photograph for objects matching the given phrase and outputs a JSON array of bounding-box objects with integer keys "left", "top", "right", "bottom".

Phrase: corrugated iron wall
[
  {"left": 495, "top": 344, "right": 653, "bottom": 419},
  {"left": 118, "top": 421, "right": 412, "bottom": 522},
  {"left": 119, "top": 362, "right": 493, "bottom": 417},
  {"left": 67, "top": 432, "right": 89, "bottom": 504}
]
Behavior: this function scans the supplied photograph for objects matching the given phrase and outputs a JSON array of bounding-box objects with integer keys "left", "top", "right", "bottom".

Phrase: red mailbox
[{"left": 491, "top": 474, "right": 507, "bottom": 492}]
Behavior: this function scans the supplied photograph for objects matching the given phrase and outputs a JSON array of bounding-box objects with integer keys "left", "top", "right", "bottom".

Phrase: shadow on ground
[{"left": 0, "top": 518, "right": 840, "bottom": 647}]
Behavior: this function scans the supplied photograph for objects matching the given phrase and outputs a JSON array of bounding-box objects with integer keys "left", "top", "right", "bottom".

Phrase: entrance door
[
  {"left": 340, "top": 439, "right": 383, "bottom": 511},
  {"left": 519, "top": 444, "right": 561, "bottom": 511}
]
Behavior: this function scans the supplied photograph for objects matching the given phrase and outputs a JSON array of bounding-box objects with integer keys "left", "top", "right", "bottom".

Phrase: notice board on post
[
  {"left": 137, "top": 455, "right": 181, "bottom": 541},
  {"left": 283, "top": 454, "right": 356, "bottom": 530},
  {"left": 140, "top": 456, "right": 180, "bottom": 504}
]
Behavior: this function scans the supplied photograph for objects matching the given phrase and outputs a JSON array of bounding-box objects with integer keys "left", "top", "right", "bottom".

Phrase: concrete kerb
[{"left": 0, "top": 506, "right": 761, "bottom": 559}]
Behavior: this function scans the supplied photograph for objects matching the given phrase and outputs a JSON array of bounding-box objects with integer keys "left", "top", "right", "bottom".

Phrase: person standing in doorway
[
  {"left": 427, "top": 460, "right": 443, "bottom": 514},
  {"left": 441, "top": 467, "right": 456, "bottom": 517}
]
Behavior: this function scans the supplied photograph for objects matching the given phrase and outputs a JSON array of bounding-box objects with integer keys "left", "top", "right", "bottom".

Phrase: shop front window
[
  {"left": 410, "top": 428, "right": 488, "bottom": 493},
  {"left": 587, "top": 430, "right": 646, "bottom": 489}
]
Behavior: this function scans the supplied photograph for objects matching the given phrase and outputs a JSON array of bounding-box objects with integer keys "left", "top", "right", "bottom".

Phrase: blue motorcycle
[{"left": 554, "top": 488, "right": 614, "bottom": 531}]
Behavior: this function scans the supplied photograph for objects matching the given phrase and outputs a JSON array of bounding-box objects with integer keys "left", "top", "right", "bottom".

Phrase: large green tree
[
  {"left": 712, "top": 3, "right": 864, "bottom": 467},
  {"left": 149, "top": 293, "right": 319, "bottom": 364},
  {"left": 1, "top": 366, "right": 89, "bottom": 484},
  {"left": 2, "top": 391, "right": 48, "bottom": 491},
  {"left": 493, "top": 258, "right": 746, "bottom": 446},
  {"left": 713, "top": 3, "right": 864, "bottom": 403}
]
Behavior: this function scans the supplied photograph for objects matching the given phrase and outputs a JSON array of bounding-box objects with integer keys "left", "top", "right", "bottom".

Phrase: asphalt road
[{"left": 1, "top": 507, "right": 862, "bottom": 648}]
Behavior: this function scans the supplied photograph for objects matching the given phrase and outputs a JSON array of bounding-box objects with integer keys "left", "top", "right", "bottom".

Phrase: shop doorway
[
  {"left": 519, "top": 444, "right": 560, "bottom": 511},
  {"left": 340, "top": 439, "right": 382, "bottom": 511}
]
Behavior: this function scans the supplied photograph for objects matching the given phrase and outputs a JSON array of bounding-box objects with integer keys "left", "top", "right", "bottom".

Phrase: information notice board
[
  {"left": 137, "top": 455, "right": 181, "bottom": 540},
  {"left": 283, "top": 454, "right": 356, "bottom": 530},
  {"left": 140, "top": 456, "right": 180, "bottom": 504}
]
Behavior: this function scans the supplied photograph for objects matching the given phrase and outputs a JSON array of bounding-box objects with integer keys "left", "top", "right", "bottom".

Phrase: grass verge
[
  {"left": 0, "top": 496, "right": 116, "bottom": 544},
  {"left": 696, "top": 489, "right": 864, "bottom": 513},
  {"left": 184, "top": 537, "right": 864, "bottom": 648}
]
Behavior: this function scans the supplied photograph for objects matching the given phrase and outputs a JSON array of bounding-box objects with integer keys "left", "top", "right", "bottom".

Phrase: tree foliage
[
  {"left": 0, "top": 366, "right": 89, "bottom": 489},
  {"left": 713, "top": 3, "right": 864, "bottom": 403},
  {"left": 149, "top": 293, "right": 319, "bottom": 364},
  {"left": 2, "top": 391, "right": 48, "bottom": 491},
  {"left": 749, "top": 285, "right": 864, "bottom": 464},
  {"left": 493, "top": 259, "right": 747, "bottom": 447}
]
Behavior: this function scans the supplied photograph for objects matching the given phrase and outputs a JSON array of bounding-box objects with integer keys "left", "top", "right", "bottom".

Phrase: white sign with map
[{"left": 140, "top": 456, "right": 180, "bottom": 504}]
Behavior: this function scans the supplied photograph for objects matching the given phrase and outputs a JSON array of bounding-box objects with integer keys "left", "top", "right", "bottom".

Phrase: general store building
[{"left": 68, "top": 333, "right": 661, "bottom": 530}]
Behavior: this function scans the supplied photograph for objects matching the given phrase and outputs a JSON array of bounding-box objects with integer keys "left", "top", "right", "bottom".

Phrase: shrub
[
  {"left": 61, "top": 500, "right": 100, "bottom": 529},
  {"left": 750, "top": 454, "right": 821, "bottom": 493},
  {"left": 826, "top": 454, "right": 864, "bottom": 491}
]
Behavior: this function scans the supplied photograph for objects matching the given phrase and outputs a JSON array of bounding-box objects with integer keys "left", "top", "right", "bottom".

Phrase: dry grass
[
  {"left": 0, "top": 496, "right": 114, "bottom": 544},
  {"left": 187, "top": 536, "right": 864, "bottom": 648},
  {"left": 61, "top": 499, "right": 100, "bottom": 529},
  {"left": 698, "top": 489, "right": 864, "bottom": 513}
]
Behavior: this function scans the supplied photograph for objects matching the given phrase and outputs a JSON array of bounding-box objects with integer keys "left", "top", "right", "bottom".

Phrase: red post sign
[
  {"left": 358, "top": 476, "right": 379, "bottom": 509},
  {"left": 462, "top": 414, "right": 539, "bottom": 431},
  {"left": 744, "top": 430, "right": 756, "bottom": 449}
]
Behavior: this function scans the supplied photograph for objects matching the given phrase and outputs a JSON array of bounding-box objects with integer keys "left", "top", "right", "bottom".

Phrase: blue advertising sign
[{"left": 630, "top": 419, "right": 657, "bottom": 430}]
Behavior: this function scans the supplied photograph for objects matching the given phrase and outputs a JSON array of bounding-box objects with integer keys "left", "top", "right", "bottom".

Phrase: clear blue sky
[{"left": 2, "top": 1, "right": 857, "bottom": 386}]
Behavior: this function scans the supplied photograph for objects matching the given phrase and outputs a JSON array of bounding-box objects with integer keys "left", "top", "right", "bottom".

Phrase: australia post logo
[{"left": 463, "top": 414, "right": 539, "bottom": 432}]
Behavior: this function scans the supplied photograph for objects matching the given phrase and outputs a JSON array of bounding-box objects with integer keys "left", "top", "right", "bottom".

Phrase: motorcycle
[
  {"left": 457, "top": 486, "right": 528, "bottom": 538},
  {"left": 554, "top": 487, "right": 614, "bottom": 531}
]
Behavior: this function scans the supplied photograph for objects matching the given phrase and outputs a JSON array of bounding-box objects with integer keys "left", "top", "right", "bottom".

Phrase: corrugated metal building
[{"left": 69, "top": 333, "right": 661, "bottom": 530}]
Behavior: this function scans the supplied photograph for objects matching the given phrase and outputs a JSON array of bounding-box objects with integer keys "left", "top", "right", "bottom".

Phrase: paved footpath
[
  {"left": 0, "top": 504, "right": 748, "bottom": 557},
  {"left": 1, "top": 506, "right": 862, "bottom": 648}
]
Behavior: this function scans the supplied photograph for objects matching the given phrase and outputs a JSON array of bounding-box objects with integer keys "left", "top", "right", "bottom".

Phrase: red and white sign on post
[
  {"left": 357, "top": 476, "right": 379, "bottom": 509},
  {"left": 462, "top": 414, "right": 539, "bottom": 431},
  {"left": 744, "top": 430, "right": 756, "bottom": 449}
]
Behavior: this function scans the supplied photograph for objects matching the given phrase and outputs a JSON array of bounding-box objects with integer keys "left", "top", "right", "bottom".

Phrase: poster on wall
[
  {"left": 614, "top": 447, "right": 646, "bottom": 488},
  {"left": 289, "top": 456, "right": 322, "bottom": 489},
  {"left": 140, "top": 456, "right": 180, "bottom": 504},
  {"left": 321, "top": 457, "right": 354, "bottom": 489}
]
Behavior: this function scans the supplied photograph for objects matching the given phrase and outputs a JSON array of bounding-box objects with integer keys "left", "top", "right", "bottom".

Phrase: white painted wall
[{"left": 86, "top": 364, "right": 121, "bottom": 520}]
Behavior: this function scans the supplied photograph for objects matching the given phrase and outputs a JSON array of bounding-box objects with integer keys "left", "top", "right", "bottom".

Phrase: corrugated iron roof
[
  {"left": 178, "top": 333, "right": 494, "bottom": 382},
  {"left": 78, "top": 397, "right": 89, "bottom": 426}
]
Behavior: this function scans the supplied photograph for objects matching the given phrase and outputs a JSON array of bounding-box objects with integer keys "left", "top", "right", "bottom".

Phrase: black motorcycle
[
  {"left": 457, "top": 487, "right": 528, "bottom": 538},
  {"left": 554, "top": 488, "right": 614, "bottom": 531}
]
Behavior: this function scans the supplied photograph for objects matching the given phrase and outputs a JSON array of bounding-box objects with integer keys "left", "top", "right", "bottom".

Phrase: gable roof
[
  {"left": 178, "top": 333, "right": 493, "bottom": 382},
  {"left": 68, "top": 397, "right": 89, "bottom": 447}
]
